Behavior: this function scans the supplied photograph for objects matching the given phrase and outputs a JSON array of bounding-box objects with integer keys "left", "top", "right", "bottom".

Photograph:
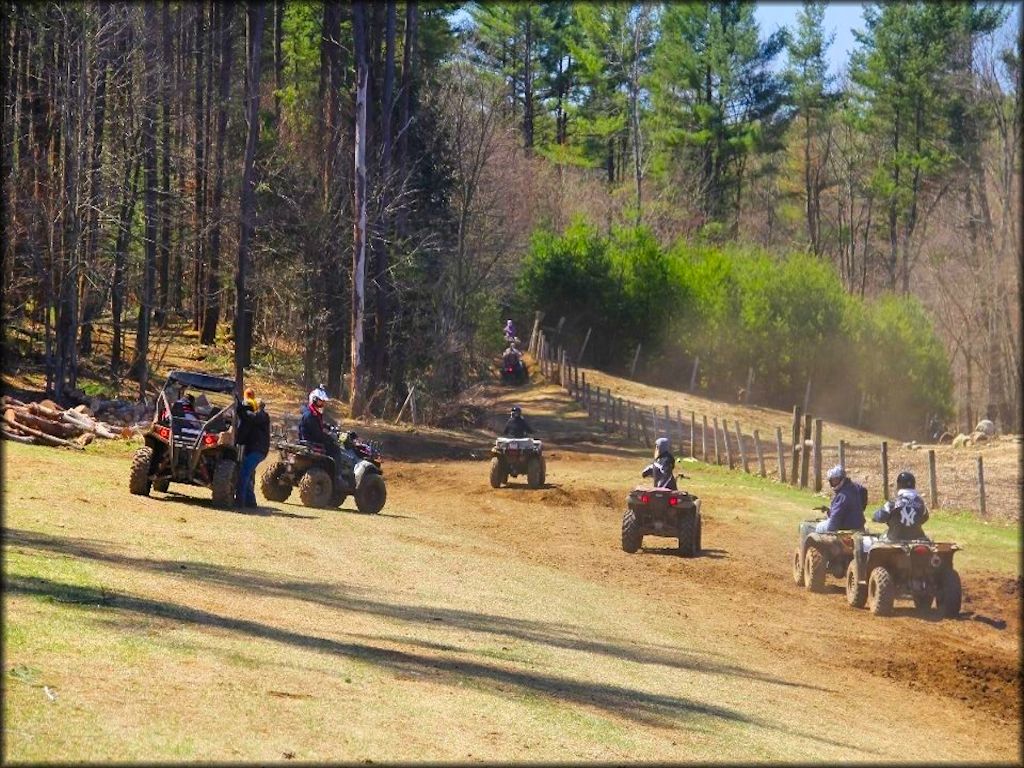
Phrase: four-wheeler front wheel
[
  {"left": 792, "top": 547, "right": 805, "bottom": 587},
  {"left": 526, "top": 457, "right": 543, "bottom": 489},
  {"left": 355, "top": 473, "right": 387, "bottom": 514},
  {"left": 489, "top": 457, "right": 507, "bottom": 489},
  {"left": 129, "top": 447, "right": 154, "bottom": 496},
  {"left": 803, "top": 547, "right": 826, "bottom": 593},
  {"left": 845, "top": 561, "right": 867, "bottom": 608}
]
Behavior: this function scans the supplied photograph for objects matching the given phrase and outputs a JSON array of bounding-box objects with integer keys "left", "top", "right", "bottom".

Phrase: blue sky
[{"left": 756, "top": 2, "right": 1021, "bottom": 77}]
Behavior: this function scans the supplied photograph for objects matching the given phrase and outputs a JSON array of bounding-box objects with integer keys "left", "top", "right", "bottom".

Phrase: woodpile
[{"left": 1, "top": 395, "right": 131, "bottom": 449}]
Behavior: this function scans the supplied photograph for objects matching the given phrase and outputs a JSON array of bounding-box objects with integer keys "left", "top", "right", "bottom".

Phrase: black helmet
[
  {"left": 510, "top": 405, "right": 521, "bottom": 416},
  {"left": 896, "top": 471, "right": 916, "bottom": 490}
]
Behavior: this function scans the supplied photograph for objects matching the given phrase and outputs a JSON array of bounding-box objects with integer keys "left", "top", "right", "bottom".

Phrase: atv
[
  {"left": 489, "top": 437, "right": 545, "bottom": 488},
  {"left": 260, "top": 426, "right": 386, "bottom": 513},
  {"left": 621, "top": 481, "right": 702, "bottom": 557},
  {"left": 500, "top": 357, "right": 528, "bottom": 385},
  {"left": 129, "top": 370, "right": 240, "bottom": 508},
  {"left": 792, "top": 509, "right": 866, "bottom": 593},
  {"left": 846, "top": 533, "right": 962, "bottom": 618}
]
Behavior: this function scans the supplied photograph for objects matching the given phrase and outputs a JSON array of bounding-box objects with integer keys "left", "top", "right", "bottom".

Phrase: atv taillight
[
  {"left": 913, "top": 545, "right": 930, "bottom": 554},
  {"left": 506, "top": 367, "right": 513, "bottom": 373},
  {"left": 669, "top": 496, "right": 679, "bottom": 506},
  {"left": 202, "top": 434, "right": 218, "bottom": 446},
  {"left": 155, "top": 425, "right": 170, "bottom": 440},
  {"left": 640, "top": 494, "right": 650, "bottom": 504}
]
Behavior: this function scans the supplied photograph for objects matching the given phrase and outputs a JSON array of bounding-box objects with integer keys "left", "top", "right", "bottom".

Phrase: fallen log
[
  {"left": 62, "top": 411, "right": 118, "bottom": 438},
  {"left": 1, "top": 411, "right": 84, "bottom": 450},
  {"left": 6, "top": 408, "right": 81, "bottom": 439},
  {"left": 1, "top": 426, "right": 36, "bottom": 444}
]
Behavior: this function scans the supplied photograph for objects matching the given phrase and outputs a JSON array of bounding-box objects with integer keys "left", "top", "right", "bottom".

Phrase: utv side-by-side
[{"left": 129, "top": 370, "right": 240, "bottom": 508}]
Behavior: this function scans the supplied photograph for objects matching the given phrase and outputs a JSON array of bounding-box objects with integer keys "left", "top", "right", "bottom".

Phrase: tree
[
  {"left": 572, "top": 3, "right": 657, "bottom": 224},
  {"left": 784, "top": 0, "right": 835, "bottom": 256},
  {"left": 649, "top": 1, "right": 788, "bottom": 234},
  {"left": 350, "top": 0, "right": 370, "bottom": 417},
  {"left": 234, "top": 0, "right": 265, "bottom": 388}
]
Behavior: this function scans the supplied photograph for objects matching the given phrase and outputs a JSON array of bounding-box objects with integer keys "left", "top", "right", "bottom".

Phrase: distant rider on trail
[
  {"left": 503, "top": 405, "right": 534, "bottom": 438},
  {"left": 872, "top": 471, "right": 930, "bottom": 540},
  {"left": 642, "top": 437, "right": 678, "bottom": 490},
  {"left": 815, "top": 465, "right": 867, "bottom": 533},
  {"left": 504, "top": 319, "right": 517, "bottom": 344}
]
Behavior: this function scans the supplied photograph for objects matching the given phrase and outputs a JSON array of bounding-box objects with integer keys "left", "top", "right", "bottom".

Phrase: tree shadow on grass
[
  {"left": 6, "top": 528, "right": 831, "bottom": 697},
  {"left": 5, "top": 572, "right": 878, "bottom": 753}
]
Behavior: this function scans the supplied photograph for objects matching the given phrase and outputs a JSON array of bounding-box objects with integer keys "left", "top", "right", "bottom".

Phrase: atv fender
[{"left": 354, "top": 459, "right": 381, "bottom": 486}]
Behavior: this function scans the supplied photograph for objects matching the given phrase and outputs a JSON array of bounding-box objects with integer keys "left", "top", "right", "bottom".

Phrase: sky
[{"left": 755, "top": 2, "right": 1022, "bottom": 78}]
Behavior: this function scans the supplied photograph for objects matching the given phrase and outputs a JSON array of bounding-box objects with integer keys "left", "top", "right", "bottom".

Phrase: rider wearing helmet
[
  {"left": 642, "top": 436, "right": 678, "bottom": 490},
  {"left": 815, "top": 465, "right": 867, "bottom": 533},
  {"left": 299, "top": 386, "right": 343, "bottom": 471},
  {"left": 503, "top": 319, "right": 517, "bottom": 343},
  {"left": 872, "top": 471, "right": 930, "bottom": 540},
  {"left": 502, "top": 405, "right": 534, "bottom": 438}
]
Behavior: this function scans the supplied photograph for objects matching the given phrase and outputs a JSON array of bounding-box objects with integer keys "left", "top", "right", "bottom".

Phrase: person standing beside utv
[
  {"left": 873, "top": 471, "right": 930, "bottom": 540},
  {"left": 235, "top": 391, "right": 270, "bottom": 508}
]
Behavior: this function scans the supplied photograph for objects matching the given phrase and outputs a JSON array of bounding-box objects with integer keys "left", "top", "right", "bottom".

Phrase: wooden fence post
[
  {"left": 651, "top": 406, "right": 659, "bottom": 437},
  {"left": 977, "top": 455, "right": 986, "bottom": 516},
  {"left": 676, "top": 409, "right": 684, "bottom": 454},
  {"left": 577, "top": 327, "right": 592, "bottom": 363},
  {"left": 803, "top": 376, "right": 812, "bottom": 414},
  {"left": 713, "top": 417, "right": 721, "bottom": 465},
  {"left": 790, "top": 406, "right": 802, "bottom": 486},
  {"left": 690, "top": 411, "right": 696, "bottom": 459},
  {"left": 928, "top": 449, "right": 938, "bottom": 508},
  {"left": 736, "top": 421, "right": 749, "bottom": 473},
  {"left": 799, "top": 413, "right": 812, "bottom": 489},
  {"left": 604, "top": 388, "right": 611, "bottom": 430},
  {"left": 584, "top": 381, "right": 591, "bottom": 415},
  {"left": 839, "top": 440, "right": 846, "bottom": 471},
  {"left": 724, "top": 420, "right": 734, "bottom": 469},
  {"left": 573, "top": 364, "right": 579, "bottom": 398},
  {"left": 529, "top": 311, "right": 543, "bottom": 354},
  {"left": 776, "top": 427, "right": 786, "bottom": 482},
  {"left": 627, "top": 402, "right": 633, "bottom": 441},
  {"left": 812, "top": 418, "right": 823, "bottom": 492},
  {"left": 753, "top": 430, "right": 766, "bottom": 477},
  {"left": 880, "top": 441, "right": 889, "bottom": 501},
  {"left": 630, "top": 343, "right": 642, "bottom": 378},
  {"left": 639, "top": 406, "right": 650, "bottom": 447},
  {"left": 702, "top": 415, "right": 709, "bottom": 462},
  {"left": 689, "top": 356, "right": 700, "bottom": 391}
]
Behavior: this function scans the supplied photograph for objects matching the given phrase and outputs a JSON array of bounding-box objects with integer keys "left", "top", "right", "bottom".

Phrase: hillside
[{"left": 3, "top": 353, "right": 1020, "bottom": 761}]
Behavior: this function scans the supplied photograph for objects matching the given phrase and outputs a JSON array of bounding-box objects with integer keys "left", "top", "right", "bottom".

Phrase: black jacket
[
  {"left": 873, "top": 489, "right": 929, "bottom": 540},
  {"left": 503, "top": 414, "right": 533, "bottom": 438},
  {"left": 236, "top": 405, "right": 270, "bottom": 456},
  {"left": 642, "top": 452, "right": 677, "bottom": 490}
]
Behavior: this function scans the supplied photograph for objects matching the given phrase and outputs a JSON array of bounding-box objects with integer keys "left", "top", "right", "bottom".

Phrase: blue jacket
[
  {"left": 299, "top": 405, "right": 331, "bottom": 446},
  {"left": 873, "top": 489, "right": 929, "bottom": 540},
  {"left": 822, "top": 478, "right": 866, "bottom": 532}
]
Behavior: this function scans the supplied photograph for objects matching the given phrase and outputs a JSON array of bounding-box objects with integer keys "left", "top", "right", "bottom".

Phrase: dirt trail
[{"left": 382, "top": 378, "right": 1021, "bottom": 744}]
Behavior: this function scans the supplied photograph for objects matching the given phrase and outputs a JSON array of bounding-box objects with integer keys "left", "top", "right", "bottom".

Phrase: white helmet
[
  {"left": 308, "top": 387, "right": 329, "bottom": 407},
  {"left": 655, "top": 437, "right": 671, "bottom": 454}
]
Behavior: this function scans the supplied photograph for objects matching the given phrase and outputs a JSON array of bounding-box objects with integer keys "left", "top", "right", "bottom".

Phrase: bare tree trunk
[
  {"left": 371, "top": 0, "right": 396, "bottom": 397},
  {"left": 522, "top": 9, "right": 533, "bottom": 151},
  {"left": 394, "top": 0, "right": 416, "bottom": 240},
  {"left": 200, "top": 3, "right": 234, "bottom": 345},
  {"left": 234, "top": 0, "right": 265, "bottom": 388},
  {"left": 350, "top": 0, "right": 370, "bottom": 417},
  {"left": 192, "top": 2, "right": 208, "bottom": 330},
  {"left": 131, "top": 2, "right": 160, "bottom": 397},
  {"left": 156, "top": 0, "right": 172, "bottom": 326}
]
